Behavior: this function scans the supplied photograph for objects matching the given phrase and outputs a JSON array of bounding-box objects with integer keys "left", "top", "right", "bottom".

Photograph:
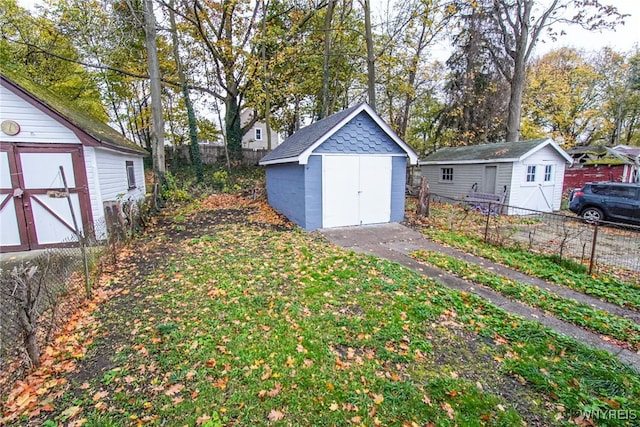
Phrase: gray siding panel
[
  {"left": 390, "top": 157, "right": 407, "bottom": 222},
  {"left": 304, "top": 156, "right": 323, "bottom": 230},
  {"left": 265, "top": 164, "right": 306, "bottom": 228},
  {"left": 422, "top": 163, "right": 514, "bottom": 205},
  {"left": 421, "top": 164, "right": 485, "bottom": 200},
  {"left": 314, "top": 112, "right": 405, "bottom": 155}
]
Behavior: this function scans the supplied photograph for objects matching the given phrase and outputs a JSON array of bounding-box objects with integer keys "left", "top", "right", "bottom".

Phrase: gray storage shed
[{"left": 259, "top": 103, "right": 418, "bottom": 230}]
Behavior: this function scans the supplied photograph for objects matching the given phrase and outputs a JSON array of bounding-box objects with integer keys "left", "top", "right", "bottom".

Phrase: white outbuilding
[
  {"left": 1, "top": 73, "right": 148, "bottom": 252},
  {"left": 419, "top": 138, "right": 573, "bottom": 213}
]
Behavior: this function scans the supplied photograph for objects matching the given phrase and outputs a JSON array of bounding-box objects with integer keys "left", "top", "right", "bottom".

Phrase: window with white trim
[
  {"left": 126, "top": 161, "right": 136, "bottom": 189},
  {"left": 544, "top": 165, "right": 552, "bottom": 182},
  {"left": 441, "top": 167, "right": 453, "bottom": 181},
  {"left": 255, "top": 128, "right": 262, "bottom": 140},
  {"left": 526, "top": 165, "right": 536, "bottom": 182}
]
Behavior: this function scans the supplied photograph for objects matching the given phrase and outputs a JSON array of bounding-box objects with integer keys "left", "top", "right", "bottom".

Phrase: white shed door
[
  {"left": 0, "top": 144, "right": 89, "bottom": 251},
  {"left": 322, "top": 155, "right": 391, "bottom": 228}
]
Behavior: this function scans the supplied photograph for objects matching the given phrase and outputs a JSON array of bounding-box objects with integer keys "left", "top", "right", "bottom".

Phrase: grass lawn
[
  {"left": 411, "top": 250, "right": 640, "bottom": 352},
  {"left": 405, "top": 200, "right": 640, "bottom": 308},
  {"left": 2, "top": 195, "right": 639, "bottom": 426}
]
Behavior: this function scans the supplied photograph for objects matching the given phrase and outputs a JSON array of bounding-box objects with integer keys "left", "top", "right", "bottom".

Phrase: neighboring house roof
[
  {"left": 566, "top": 145, "right": 607, "bottom": 158},
  {"left": 419, "top": 138, "right": 573, "bottom": 165},
  {"left": 1, "top": 72, "right": 148, "bottom": 156},
  {"left": 259, "top": 102, "right": 418, "bottom": 165},
  {"left": 612, "top": 145, "right": 640, "bottom": 158}
]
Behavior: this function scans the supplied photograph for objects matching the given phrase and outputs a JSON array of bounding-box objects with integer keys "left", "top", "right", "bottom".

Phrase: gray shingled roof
[
  {"left": 421, "top": 139, "right": 551, "bottom": 163},
  {"left": 260, "top": 103, "right": 364, "bottom": 163},
  {"left": 1, "top": 72, "right": 148, "bottom": 156}
]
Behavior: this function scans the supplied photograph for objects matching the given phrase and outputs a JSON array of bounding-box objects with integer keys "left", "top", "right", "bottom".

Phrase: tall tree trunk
[
  {"left": 399, "top": 23, "right": 427, "bottom": 139},
  {"left": 223, "top": 1, "right": 243, "bottom": 162},
  {"left": 143, "top": 0, "right": 165, "bottom": 185},
  {"left": 321, "top": 0, "right": 335, "bottom": 119},
  {"left": 225, "top": 91, "right": 242, "bottom": 162},
  {"left": 261, "top": 0, "right": 273, "bottom": 150},
  {"left": 363, "top": 0, "right": 376, "bottom": 110},
  {"left": 168, "top": 0, "right": 203, "bottom": 181},
  {"left": 506, "top": 49, "right": 527, "bottom": 142}
]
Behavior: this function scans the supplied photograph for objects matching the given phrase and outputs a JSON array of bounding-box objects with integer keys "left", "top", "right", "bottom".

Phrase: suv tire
[{"left": 581, "top": 207, "right": 604, "bottom": 223}]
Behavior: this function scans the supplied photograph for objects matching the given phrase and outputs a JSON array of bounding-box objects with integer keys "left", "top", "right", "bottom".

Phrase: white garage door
[{"left": 322, "top": 155, "right": 391, "bottom": 228}]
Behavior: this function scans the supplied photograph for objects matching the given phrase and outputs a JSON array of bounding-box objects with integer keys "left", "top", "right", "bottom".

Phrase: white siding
[
  {"left": 83, "top": 146, "right": 106, "bottom": 237},
  {"left": 94, "top": 148, "right": 146, "bottom": 204},
  {"left": 509, "top": 145, "right": 566, "bottom": 212},
  {"left": 0, "top": 85, "right": 80, "bottom": 144}
]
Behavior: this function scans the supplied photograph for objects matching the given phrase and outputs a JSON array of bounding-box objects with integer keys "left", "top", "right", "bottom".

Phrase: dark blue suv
[{"left": 569, "top": 182, "right": 640, "bottom": 224}]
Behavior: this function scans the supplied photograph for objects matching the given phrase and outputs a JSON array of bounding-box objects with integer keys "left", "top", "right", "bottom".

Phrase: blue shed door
[{"left": 322, "top": 155, "right": 391, "bottom": 228}]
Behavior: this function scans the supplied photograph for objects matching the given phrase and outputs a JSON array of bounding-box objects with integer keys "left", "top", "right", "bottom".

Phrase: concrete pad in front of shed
[{"left": 318, "top": 222, "right": 423, "bottom": 248}]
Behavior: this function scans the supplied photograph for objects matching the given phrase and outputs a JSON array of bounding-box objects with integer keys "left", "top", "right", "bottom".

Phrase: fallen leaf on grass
[
  {"left": 261, "top": 364, "right": 273, "bottom": 380},
  {"left": 61, "top": 405, "right": 82, "bottom": 419},
  {"left": 267, "top": 383, "right": 282, "bottom": 397},
  {"left": 441, "top": 402, "right": 455, "bottom": 420},
  {"left": 267, "top": 409, "right": 285, "bottom": 421},
  {"left": 164, "top": 383, "right": 184, "bottom": 396},
  {"left": 92, "top": 391, "right": 108, "bottom": 401},
  {"left": 196, "top": 415, "right": 212, "bottom": 425},
  {"left": 371, "top": 393, "right": 384, "bottom": 405}
]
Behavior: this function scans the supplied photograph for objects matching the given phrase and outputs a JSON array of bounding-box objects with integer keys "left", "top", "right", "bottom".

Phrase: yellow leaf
[{"left": 329, "top": 402, "right": 339, "bottom": 411}]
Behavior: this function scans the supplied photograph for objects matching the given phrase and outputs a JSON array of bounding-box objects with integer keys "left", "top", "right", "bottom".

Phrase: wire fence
[
  {"left": 424, "top": 193, "right": 640, "bottom": 279},
  {"left": 0, "top": 200, "right": 148, "bottom": 387}
]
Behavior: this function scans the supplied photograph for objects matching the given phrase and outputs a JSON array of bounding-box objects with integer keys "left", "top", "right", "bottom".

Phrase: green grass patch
[
  {"left": 49, "top": 220, "right": 640, "bottom": 426},
  {"left": 423, "top": 229, "right": 640, "bottom": 310},
  {"left": 412, "top": 250, "right": 640, "bottom": 351}
]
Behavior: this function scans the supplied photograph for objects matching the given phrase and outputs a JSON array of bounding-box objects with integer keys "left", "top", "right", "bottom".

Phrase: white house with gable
[
  {"left": 241, "top": 109, "right": 280, "bottom": 150},
  {"left": 0, "top": 73, "right": 148, "bottom": 252}
]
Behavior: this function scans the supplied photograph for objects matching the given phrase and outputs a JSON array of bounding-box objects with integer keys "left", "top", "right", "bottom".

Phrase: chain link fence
[
  {"left": 0, "top": 199, "right": 147, "bottom": 387},
  {"left": 424, "top": 193, "right": 640, "bottom": 279}
]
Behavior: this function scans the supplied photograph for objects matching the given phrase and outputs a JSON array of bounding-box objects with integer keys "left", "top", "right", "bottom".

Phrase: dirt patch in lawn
[{"left": 419, "top": 323, "right": 555, "bottom": 426}]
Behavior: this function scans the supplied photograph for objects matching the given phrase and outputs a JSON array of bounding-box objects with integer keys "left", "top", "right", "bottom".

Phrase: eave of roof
[{"left": 1, "top": 72, "right": 148, "bottom": 156}]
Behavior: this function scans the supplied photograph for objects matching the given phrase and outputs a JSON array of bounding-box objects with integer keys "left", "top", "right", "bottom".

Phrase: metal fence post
[
  {"left": 60, "top": 166, "right": 91, "bottom": 298},
  {"left": 484, "top": 202, "right": 492, "bottom": 242},
  {"left": 589, "top": 223, "right": 599, "bottom": 276}
]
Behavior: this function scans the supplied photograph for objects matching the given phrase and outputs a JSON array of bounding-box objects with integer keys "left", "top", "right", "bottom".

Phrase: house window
[
  {"left": 526, "top": 165, "right": 536, "bottom": 182},
  {"left": 255, "top": 128, "right": 262, "bottom": 140},
  {"left": 441, "top": 167, "right": 453, "bottom": 181},
  {"left": 126, "top": 161, "right": 136, "bottom": 189},
  {"left": 544, "top": 165, "right": 552, "bottom": 182}
]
